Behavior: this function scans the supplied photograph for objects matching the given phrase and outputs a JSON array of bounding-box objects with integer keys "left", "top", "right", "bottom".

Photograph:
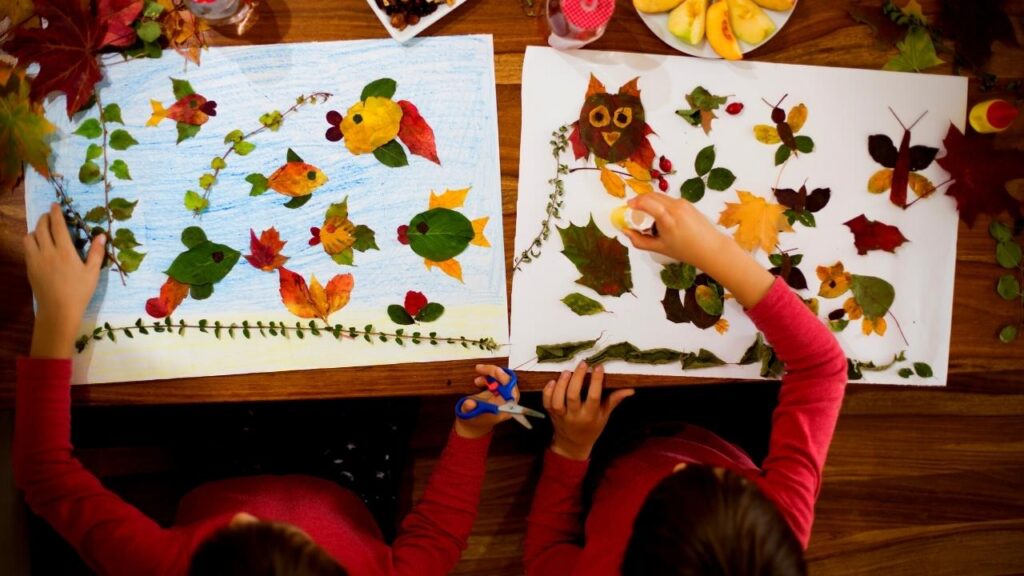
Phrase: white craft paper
[
  {"left": 510, "top": 46, "right": 967, "bottom": 385},
  {"left": 24, "top": 35, "right": 507, "bottom": 385}
]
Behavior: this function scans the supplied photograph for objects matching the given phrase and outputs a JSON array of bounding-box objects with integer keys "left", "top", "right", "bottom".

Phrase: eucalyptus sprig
[
  {"left": 75, "top": 317, "right": 499, "bottom": 353},
  {"left": 514, "top": 124, "right": 570, "bottom": 271},
  {"left": 186, "top": 91, "right": 334, "bottom": 215},
  {"left": 991, "top": 220, "right": 1024, "bottom": 343}
]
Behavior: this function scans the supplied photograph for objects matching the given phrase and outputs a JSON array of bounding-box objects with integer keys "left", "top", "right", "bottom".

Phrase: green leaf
[
  {"left": 83, "top": 206, "right": 107, "bottom": 223},
  {"left": 912, "top": 362, "right": 933, "bottom": 378},
  {"left": 775, "top": 144, "right": 791, "bottom": 166},
  {"left": 224, "top": 129, "right": 244, "bottom": 144},
  {"left": 177, "top": 122, "right": 201, "bottom": 144},
  {"left": 184, "top": 190, "right": 209, "bottom": 213},
  {"left": 112, "top": 228, "right": 140, "bottom": 250},
  {"left": 706, "top": 167, "right": 735, "bottom": 191},
  {"left": 996, "top": 241, "right": 1022, "bottom": 269},
  {"left": 211, "top": 157, "right": 227, "bottom": 170},
  {"left": 737, "top": 333, "right": 784, "bottom": 377},
  {"left": 199, "top": 173, "right": 216, "bottom": 189},
  {"left": 165, "top": 241, "right": 240, "bottom": 286},
  {"left": 768, "top": 253, "right": 784, "bottom": 266},
  {"left": 246, "top": 173, "right": 268, "bottom": 196},
  {"left": 561, "top": 292, "right": 606, "bottom": 316},
  {"left": 110, "top": 159, "right": 131, "bottom": 180},
  {"left": 234, "top": 140, "right": 256, "bottom": 155},
  {"left": 989, "top": 220, "right": 1012, "bottom": 242},
  {"left": 373, "top": 139, "right": 409, "bottom": 167},
  {"left": 681, "top": 348, "right": 726, "bottom": 369},
  {"left": 557, "top": 217, "right": 633, "bottom": 297},
  {"left": 794, "top": 135, "right": 814, "bottom": 153},
  {"left": 78, "top": 161, "right": 101, "bottom": 184},
  {"left": 286, "top": 147, "right": 302, "bottom": 163},
  {"left": 675, "top": 108, "right": 700, "bottom": 126},
  {"left": 74, "top": 118, "right": 102, "bottom": 138},
  {"left": 828, "top": 318, "right": 849, "bottom": 332},
  {"left": 997, "top": 274, "right": 1020, "bottom": 300},
  {"left": 143, "top": 0, "right": 164, "bottom": 17},
  {"left": 680, "top": 177, "right": 705, "bottom": 202},
  {"left": 660, "top": 262, "right": 696, "bottom": 291},
  {"left": 86, "top": 143, "right": 102, "bottom": 161},
  {"left": 695, "top": 284, "right": 723, "bottom": 316},
  {"left": 688, "top": 86, "right": 727, "bottom": 110},
  {"left": 786, "top": 209, "right": 816, "bottom": 228},
  {"left": 695, "top": 145, "right": 715, "bottom": 177},
  {"left": 407, "top": 208, "right": 475, "bottom": 262},
  {"left": 415, "top": 302, "right": 445, "bottom": 322},
  {"left": 171, "top": 78, "right": 195, "bottom": 100},
  {"left": 361, "top": 78, "right": 397, "bottom": 100},
  {"left": 586, "top": 342, "right": 639, "bottom": 365},
  {"left": 108, "top": 198, "right": 138, "bottom": 221},
  {"left": 181, "top": 226, "right": 207, "bottom": 248},
  {"left": 353, "top": 225, "right": 379, "bottom": 252},
  {"left": 259, "top": 110, "right": 283, "bottom": 131},
  {"left": 331, "top": 248, "right": 355, "bottom": 266},
  {"left": 536, "top": 338, "right": 599, "bottom": 363},
  {"left": 849, "top": 274, "right": 895, "bottom": 318},
  {"left": 999, "top": 324, "right": 1018, "bottom": 343},
  {"left": 117, "top": 247, "right": 145, "bottom": 273},
  {"left": 898, "top": 368, "right": 913, "bottom": 378},
  {"left": 109, "top": 129, "right": 138, "bottom": 150},
  {"left": 883, "top": 26, "right": 944, "bottom": 72},
  {"left": 102, "top": 103, "right": 123, "bottom": 125},
  {"left": 284, "top": 195, "right": 313, "bottom": 209},
  {"left": 142, "top": 40, "right": 161, "bottom": 59},
  {"left": 136, "top": 20, "right": 162, "bottom": 43}
]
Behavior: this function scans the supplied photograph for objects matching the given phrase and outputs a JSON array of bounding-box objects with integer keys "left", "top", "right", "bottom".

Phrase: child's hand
[
  {"left": 453, "top": 364, "right": 519, "bottom": 439},
  {"left": 544, "top": 361, "right": 634, "bottom": 461},
  {"left": 621, "top": 192, "right": 729, "bottom": 272},
  {"left": 24, "top": 204, "right": 106, "bottom": 358}
]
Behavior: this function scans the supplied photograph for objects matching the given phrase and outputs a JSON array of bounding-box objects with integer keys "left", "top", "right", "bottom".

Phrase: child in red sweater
[
  {"left": 524, "top": 193, "right": 848, "bottom": 576},
  {"left": 17, "top": 203, "right": 517, "bottom": 576}
]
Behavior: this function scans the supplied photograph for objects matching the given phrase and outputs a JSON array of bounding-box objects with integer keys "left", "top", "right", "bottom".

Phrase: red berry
[
  {"left": 659, "top": 156, "right": 672, "bottom": 173},
  {"left": 658, "top": 178, "right": 669, "bottom": 192},
  {"left": 650, "top": 169, "right": 661, "bottom": 179},
  {"left": 397, "top": 225, "right": 410, "bottom": 245},
  {"left": 726, "top": 102, "right": 744, "bottom": 115}
]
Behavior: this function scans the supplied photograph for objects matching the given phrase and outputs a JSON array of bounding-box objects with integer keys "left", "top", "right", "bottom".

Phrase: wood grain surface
[{"left": 1, "top": 0, "right": 1022, "bottom": 405}]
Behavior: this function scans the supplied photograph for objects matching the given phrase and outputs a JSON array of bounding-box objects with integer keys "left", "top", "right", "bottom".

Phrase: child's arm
[
  {"left": 389, "top": 365, "right": 515, "bottom": 576},
  {"left": 16, "top": 205, "right": 186, "bottom": 575},
  {"left": 523, "top": 362, "right": 633, "bottom": 575},
  {"left": 626, "top": 193, "right": 847, "bottom": 547}
]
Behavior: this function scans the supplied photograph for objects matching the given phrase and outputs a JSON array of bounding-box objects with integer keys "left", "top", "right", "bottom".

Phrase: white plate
[
  {"left": 636, "top": 0, "right": 797, "bottom": 58},
  {"left": 367, "top": 0, "right": 468, "bottom": 43}
]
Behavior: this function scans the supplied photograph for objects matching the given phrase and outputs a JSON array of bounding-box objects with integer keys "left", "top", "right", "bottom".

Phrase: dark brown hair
[
  {"left": 621, "top": 465, "right": 806, "bottom": 576},
  {"left": 188, "top": 520, "right": 348, "bottom": 576}
]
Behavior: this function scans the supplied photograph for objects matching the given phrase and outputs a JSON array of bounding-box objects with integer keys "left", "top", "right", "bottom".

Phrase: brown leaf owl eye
[
  {"left": 589, "top": 105, "right": 611, "bottom": 128},
  {"left": 613, "top": 107, "right": 633, "bottom": 128}
]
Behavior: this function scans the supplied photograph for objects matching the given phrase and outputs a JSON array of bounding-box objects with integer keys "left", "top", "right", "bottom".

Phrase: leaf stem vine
[
  {"left": 94, "top": 91, "right": 121, "bottom": 284},
  {"left": 514, "top": 124, "right": 570, "bottom": 271},
  {"left": 75, "top": 317, "right": 500, "bottom": 353}
]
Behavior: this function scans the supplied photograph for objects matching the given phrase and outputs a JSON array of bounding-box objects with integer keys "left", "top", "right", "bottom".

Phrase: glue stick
[
  {"left": 610, "top": 205, "right": 655, "bottom": 233},
  {"left": 969, "top": 99, "right": 1019, "bottom": 133}
]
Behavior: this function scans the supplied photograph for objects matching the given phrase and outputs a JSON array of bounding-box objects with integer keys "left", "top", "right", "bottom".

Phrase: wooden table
[{"left": 1, "top": 0, "right": 1022, "bottom": 406}]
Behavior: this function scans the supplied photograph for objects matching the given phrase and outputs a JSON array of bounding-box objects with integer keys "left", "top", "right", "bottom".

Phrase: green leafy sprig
[
  {"left": 187, "top": 92, "right": 333, "bottom": 215},
  {"left": 515, "top": 125, "right": 570, "bottom": 271},
  {"left": 680, "top": 144, "right": 736, "bottom": 202},
  {"left": 75, "top": 317, "right": 499, "bottom": 353},
  {"left": 991, "top": 220, "right": 1023, "bottom": 343}
]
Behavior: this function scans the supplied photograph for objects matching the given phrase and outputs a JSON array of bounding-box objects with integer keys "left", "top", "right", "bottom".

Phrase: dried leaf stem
[{"left": 513, "top": 124, "right": 570, "bottom": 271}]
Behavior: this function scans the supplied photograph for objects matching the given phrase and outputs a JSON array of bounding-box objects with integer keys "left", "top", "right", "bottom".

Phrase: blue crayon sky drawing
[{"left": 25, "top": 35, "right": 508, "bottom": 384}]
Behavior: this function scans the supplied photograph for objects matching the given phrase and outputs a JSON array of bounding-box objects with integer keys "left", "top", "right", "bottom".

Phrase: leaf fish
[
  {"left": 398, "top": 187, "right": 489, "bottom": 283},
  {"left": 145, "top": 226, "right": 239, "bottom": 318},
  {"left": 146, "top": 93, "right": 217, "bottom": 127},
  {"left": 268, "top": 148, "right": 328, "bottom": 198}
]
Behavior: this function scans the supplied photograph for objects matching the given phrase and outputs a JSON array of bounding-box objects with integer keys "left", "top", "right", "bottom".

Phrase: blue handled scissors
[{"left": 455, "top": 368, "right": 545, "bottom": 429}]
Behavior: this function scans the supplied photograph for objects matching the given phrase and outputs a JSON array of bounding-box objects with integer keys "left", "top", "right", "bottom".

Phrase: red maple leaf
[
  {"left": 244, "top": 227, "right": 289, "bottom": 272},
  {"left": 98, "top": 0, "right": 144, "bottom": 48},
  {"left": 6, "top": 0, "right": 104, "bottom": 118},
  {"left": 397, "top": 100, "right": 439, "bottom": 164},
  {"left": 844, "top": 214, "right": 909, "bottom": 255},
  {"left": 937, "top": 122, "right": 1024, "bottom": 227},
  {"left": 403, "top": 290, "right": 428, "bottom": 317},
  {"left": 568, "top": 122, "right": 587, "bottom": 160}
]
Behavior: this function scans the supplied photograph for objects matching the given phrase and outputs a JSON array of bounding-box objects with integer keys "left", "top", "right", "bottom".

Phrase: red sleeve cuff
[
  {"left": 445, "top": 427, "right": 494, "bottom": 458},
  {"left": 17, "top": 357, "right": 72, "bottom": 397},
  {"left": 543, "top": 449, "right": 590, "bottom": 480}
]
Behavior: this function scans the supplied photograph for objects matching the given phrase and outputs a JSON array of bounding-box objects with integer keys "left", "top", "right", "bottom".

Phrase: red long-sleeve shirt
[
  {"left": 524, "top": 278, "right": 848, "bottom": 575},
  {"left": 14, "top": 357, "right": 491, "bottom": 576}
]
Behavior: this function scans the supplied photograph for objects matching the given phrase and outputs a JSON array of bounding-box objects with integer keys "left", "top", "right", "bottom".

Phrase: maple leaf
[
  {"left": 937, "top": 123, "right": 1024, "bottom": 226},
  {"left": 558, "top": 216, "right": 633, "bottom": 297},
  {"left": 244, "top": 227, "right": 289, "bottom": 272},
  {"left": 157, "top": 0, "right": 209, "bottom": 65},
  {"left": 718, "top": 190, "right": 794, "bottom": 254},
  {"left": 98, "top": 0, "right": 144, "bottom": 48},
  {"left": 278, "top": 268, "right": 353, "bottom": 324},
  {"left": 844, "top": 214, "right": 909, "bottom": 255},
  {"left": 5, "top": 0, "right": 103, "bottom": 118},
  {"left": 396, "top": 100, "right": 439, "bottom": 164},
  {"left": 884, "top": 26, "right": 944, "bottom": 73},
  {"left": 0, "top": 69, "right": 54, "bottom": 190}
]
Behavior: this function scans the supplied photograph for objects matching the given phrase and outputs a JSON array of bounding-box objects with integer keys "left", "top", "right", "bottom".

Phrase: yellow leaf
[
  {"left": 787, "top": 104, "right": 808, "bottom": 133},
  {"left": 429, "top": 187, "right": 470, "bottom": 209},
  {"left": 753, "top": 124, "right": 781, "bottom": 144},
  {"left": 843, "top": 296, "right": 862, "bottom": 320},
  {"left": 600, "top": 166, "right": 626, "bottom": 198},
  {"left": 470, "top": 217, "right": 490, "bottom": 247},
  {"left": 867, "top": 168, "right": 892, "bottom": 194},
  {"left": 425, "top": 258, "right": 464, "bottom": 282},
  {"left": 0, "top": 0, "right": 34, "bottom": 28},
  {"left": 626, "top": 178, "right": 654, "bottom": 195},
  {"left": 908, "top": 172, "right": 935, "bottom": 198},
  {"left": 714, "top": 318, "right": 729, "bottom": 334},
  {"left": 622, "top": 160, "right": 651, "bottom": 181},
  {"left": 717, "top": 190, "right": 794, "bottom": 254},
  {"left": 861, "top": 316, "right": 887, "bottom": 336},
  {"left": 803, "top": 297, "right": 819, "bottom": 315},
  {"left": 817, "top": 262, "right": 852, "bottom": 299}
]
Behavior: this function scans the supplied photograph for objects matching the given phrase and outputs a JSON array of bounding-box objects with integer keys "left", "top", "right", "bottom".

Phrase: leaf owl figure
[{"left": 568, "top": 75, "right": 659, "bottom": 198}]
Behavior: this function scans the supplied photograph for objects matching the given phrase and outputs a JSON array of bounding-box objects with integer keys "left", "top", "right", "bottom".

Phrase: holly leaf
[
  {"left": 561, "top": 292, "right": 607, "bottom": 316},
  {"left": 884, "top": 26, "right": 944, "bottom": 73},
  {"left": 937, "top": 123, "right": 1024, "bottom": 227},
  {"left": 536, "top": 338, "right": 599, "bottom": 363},
  {"left": 278, "top": 268, "right": 354, "bottom": 324},
  {"left": 0, "top": 71, "right": 54, "bottom": 190},
  {"left": 98, "top": 0, "right": 144, "bottom": 48},
  {"left": 6, "top": 0, "right": 104, "bottom": 118},
  {"left": 844, "top": 214, "right": 909, "bottom": 255},
  {"left": 558, "top": 217, "right": 633, "bottom": 297},
  {"left": 717, "top": 190, "right": 795, "bottom": 253},
  {"left": 244, "top": 227, "right": 289, "bottom": 272},
  {"left": 396, "top": 100, "right": 439, "bottom": 164}
]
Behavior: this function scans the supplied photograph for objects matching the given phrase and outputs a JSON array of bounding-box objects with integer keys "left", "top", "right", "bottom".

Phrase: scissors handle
[
  {"left": 486, "top": 368, "right": 518, "bottom": 402},
  {"left": 455, "top": 396, "right": 499, "bottom": 419}
]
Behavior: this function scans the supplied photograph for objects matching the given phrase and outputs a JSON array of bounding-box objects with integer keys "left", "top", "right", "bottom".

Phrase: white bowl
[{"left": 635, "top": 0, "right": 798, "bottom": 58}]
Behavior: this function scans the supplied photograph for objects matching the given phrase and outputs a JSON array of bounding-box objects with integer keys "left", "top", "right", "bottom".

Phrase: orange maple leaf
[
  {"left": 244, "top": 227, "right": 289, "bottom": 272},
  {"left": 717, "top": 190, "right": 794, "bottom": 254},
  {"left": 278, "top": 268, "right": 353, "bottom": 324}
]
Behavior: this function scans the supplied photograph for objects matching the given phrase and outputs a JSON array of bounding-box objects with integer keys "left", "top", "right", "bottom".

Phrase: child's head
[
  {"left": 621, "top": 465, "right": 805, "bottom": 576},
  {"left": 189, "top": 515, "right": 347, "bottom": 576}
]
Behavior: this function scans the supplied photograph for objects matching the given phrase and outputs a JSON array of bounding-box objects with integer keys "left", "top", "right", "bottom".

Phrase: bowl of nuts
[{"left": 369, "top": 0, "right": 465, "bottom": 42}]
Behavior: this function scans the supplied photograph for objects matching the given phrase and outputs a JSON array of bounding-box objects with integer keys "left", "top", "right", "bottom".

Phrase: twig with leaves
[
  {"left": 514, "top": 124, "right": 570, "bottom": 271},
  {"left": 992, "top": 220, "right": 1024, "bottom": 343}
]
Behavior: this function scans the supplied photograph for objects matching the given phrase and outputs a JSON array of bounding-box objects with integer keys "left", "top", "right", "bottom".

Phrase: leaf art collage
[
  {"left": 23, "top": 36, "right": 508, "bottom": 384},
  {"left": 509, "top": 47, "right": 970, "bottom": 385}
]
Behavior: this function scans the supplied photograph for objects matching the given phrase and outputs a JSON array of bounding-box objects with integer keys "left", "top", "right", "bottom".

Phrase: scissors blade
[{"left": 512, "top": 413, "right": 533, "bottom": 429}]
